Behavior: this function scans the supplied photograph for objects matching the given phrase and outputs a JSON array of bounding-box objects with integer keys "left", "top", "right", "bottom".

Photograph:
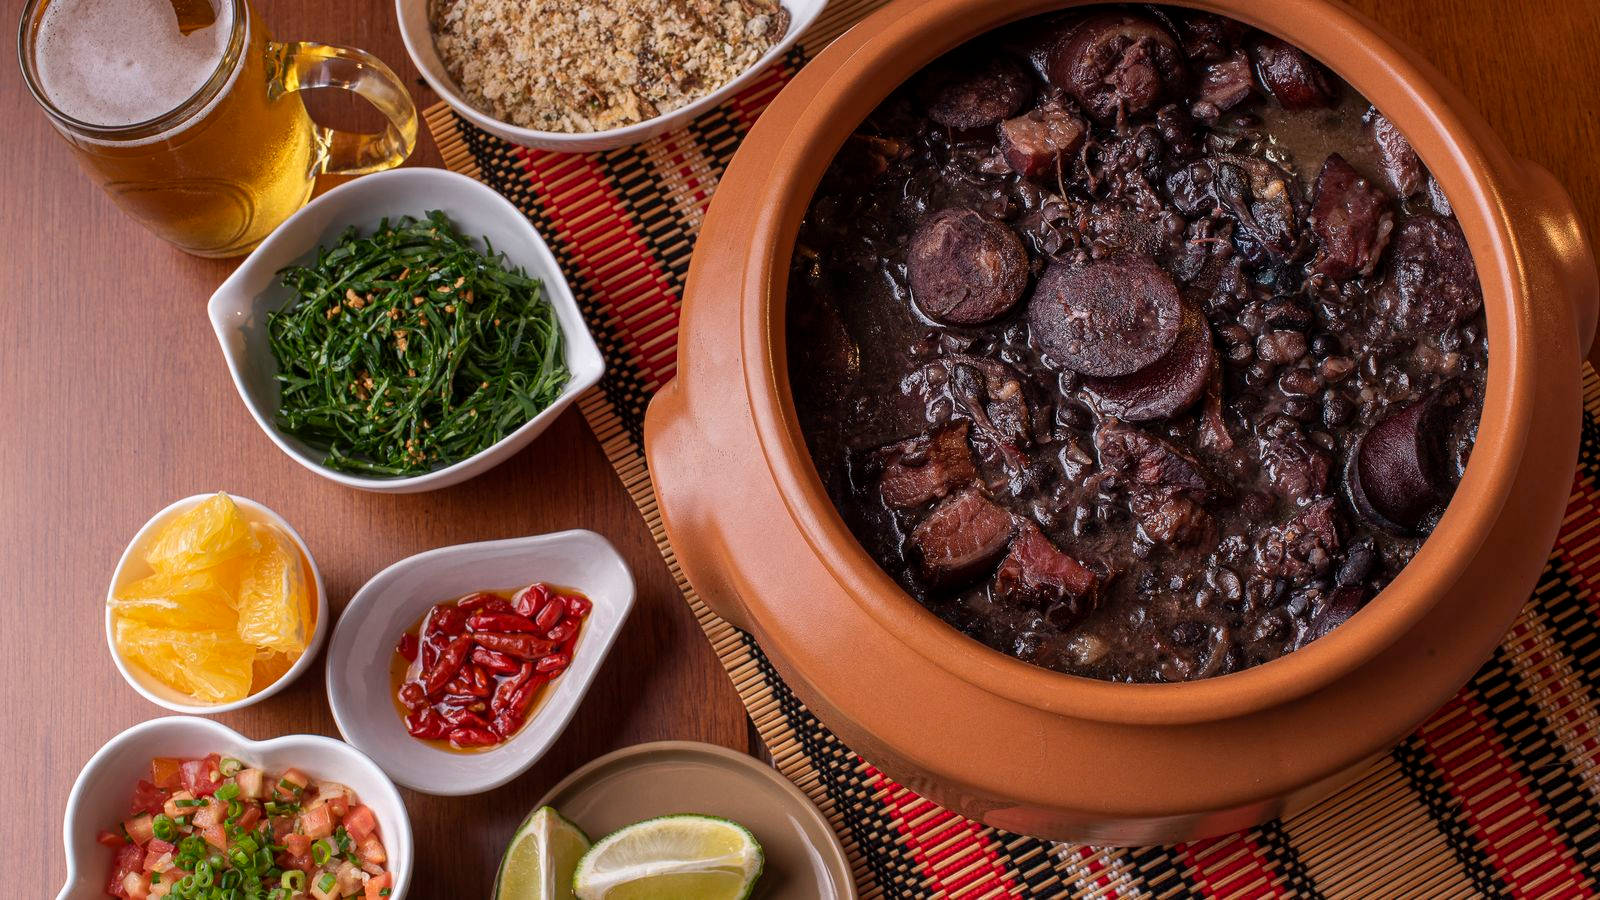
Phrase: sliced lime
[
  {"left": 572, "top": 814, "right": 764, "bottom": 900},
  {"left": 496, "top": 806, "right": 592, "bottom": 900}
]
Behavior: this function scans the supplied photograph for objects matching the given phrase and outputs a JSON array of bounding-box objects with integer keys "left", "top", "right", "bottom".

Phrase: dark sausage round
[
  {"left": 1081, "top": 302, "right": 1215, "bottom": 420},
  {"left": 1027, "top": 254, "right": 1183, "bottom": 377},
  {"left": 918, "top": 52, "right": 1032, "bottom": 130},
  {"left": 1047, "top": 12, "right": 1185, "bottom": 122},
  {"left": 906, "top": 209, "right": 1030, "bottom": 326}
]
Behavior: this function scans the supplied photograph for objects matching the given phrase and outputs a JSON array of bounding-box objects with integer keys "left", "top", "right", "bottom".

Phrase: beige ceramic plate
[{"left": 538, "top": 741, "right": 856, "bottom": 899}]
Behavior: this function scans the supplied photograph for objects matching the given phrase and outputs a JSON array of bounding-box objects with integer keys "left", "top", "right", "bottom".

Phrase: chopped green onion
[
  {"left": 281, "top": 870, "right": 306, "bottom": 890},
  {"left": 219, "top": 757, "right": 243, "bottom": 777},
  {"left": 311, "top": 838, "right": 333, "bottom": 866},
  {"left": 216, "top": 782, "right": 240, "bottom": 801},
  {"left": 152, "top": 814, "right": 178, "bottom": 842},
  {"left": 317, "top": 871, "right": 337, "bottom": 893}
]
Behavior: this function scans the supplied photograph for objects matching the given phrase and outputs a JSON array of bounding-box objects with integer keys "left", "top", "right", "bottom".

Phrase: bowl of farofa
[{"left": 398, "top": 0, "right": 828, "bottom": 152}]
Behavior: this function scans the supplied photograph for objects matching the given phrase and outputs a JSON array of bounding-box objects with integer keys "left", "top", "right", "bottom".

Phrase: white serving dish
[
  {"left": 208, "top": 167, "right": 604, "bottom": 493},
  {"left": 58, "top": 717, "right": 412, "bottom": 900},
  {"left": 105, "top": 494, "right": 328, "bottom": 715},
  {"left": 325, "top": 530, "right": 636, "bottom": 796},
  {"left": 395, "top": 0, "right": 829, "bottom": 151}
]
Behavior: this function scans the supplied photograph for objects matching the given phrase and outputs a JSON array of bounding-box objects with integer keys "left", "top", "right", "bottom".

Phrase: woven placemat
[{"left": 424, "top": 3, "right": 1600, "bottom": 895}]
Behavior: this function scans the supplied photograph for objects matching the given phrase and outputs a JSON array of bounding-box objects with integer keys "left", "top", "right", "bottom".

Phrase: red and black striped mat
[{"left": 424, "top": 2, "right": 1600, "bottom": 894}]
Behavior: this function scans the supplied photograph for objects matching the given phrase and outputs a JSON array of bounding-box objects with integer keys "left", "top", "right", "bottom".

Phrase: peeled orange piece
[
  {"left": 110, "top": 571, "right": 238, "bottom": 629},
  {"left": 235, "top": 522, "right": 310, "bottom": 657},
  {"left": 115, "top": 619, "right": 254, "bottom": 703},
  {"left": 144, "top": 492, "right": 259, "bottom": 574}
]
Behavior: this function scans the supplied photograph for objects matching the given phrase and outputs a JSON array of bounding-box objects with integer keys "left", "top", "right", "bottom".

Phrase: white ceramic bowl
[
  {"left": 325, "top": 530, "right": 636, "bottom": 795},
  {"left": 208, "top": 167, "right": 605, "bottom": 493},
  {"left": 396, "top": 0, "right": 829, "bottom": 151},
  {"left": 57, "top": 717, "right": 412, "bottom": 900},
  {"left": 105, "top": 494, "right": 329, "bottom": 715}
]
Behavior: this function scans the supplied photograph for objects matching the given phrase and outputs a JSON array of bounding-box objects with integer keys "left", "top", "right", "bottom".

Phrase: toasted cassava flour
[{"left": 431, "top": 0, "right": 790, "bottom": 133}]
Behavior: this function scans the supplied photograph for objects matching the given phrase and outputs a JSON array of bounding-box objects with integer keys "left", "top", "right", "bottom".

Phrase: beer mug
[{"left": 18, "top": 0, "right": 417, "bottom": 257}]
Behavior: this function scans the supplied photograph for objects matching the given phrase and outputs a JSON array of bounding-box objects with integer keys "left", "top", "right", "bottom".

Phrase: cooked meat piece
[
  {"left": 1081, "top": 302, "right": 1216, "bottom": 421},
  {"left": 1094, "top": 419, "right": 1212, "bottom": 498},
  {"left": 1376, "top": 214, "right": 1481, "bottom": 334},
  {"left": 1310, "top": 153, "right": 1394, "bottom": 279},
  {"left": 1192, "top": 51, "right": 1254, "bottom": 120},
  {"left": 1249, "top": 35, "right": 1337, "bottom": 109},
  {"left": 876, "top": 422, "right": 979, "bottom": 510},
  {"left": 1210, "top": 154, "right": 1306, "bottom": 265},
  {"left": 911, "top": 487, "right": 1015, "bottom": 585},
  {"left": 1047, "top": 11, "right": 1186, "bottom": 122},
  {"left": 1254, "top": 497, "right": 1339, "bottom": 579},
  {"left": 944, "top": 355, "right": 1032, "bottom": 451},
  {"left": 919, "top": 51, "right": 1032, "bottom": 130},
  {"left": 999, "top": 99, "right": 1087, "bottom": 176},
  {"left": 1174, "top": 11, "right": 1248, "bottom": 62},
  {"left": 1259, "top": 420, "right": 1331, "bottom": 506},
  {"left": 1366, "top": 109, "right": 1423, "bottom": 197},
  {"left": 906, "top": 209, "right": 1030, "bottom": 326},
  {"left": 1028, "top": 254, "right": 1183, "bottom": 377},
  {"left": 1130, "top": 488, "right": 1211, "bottom": 545},
  {"left": 994, "top": 520, "right": 1098, "bottom": 623}
]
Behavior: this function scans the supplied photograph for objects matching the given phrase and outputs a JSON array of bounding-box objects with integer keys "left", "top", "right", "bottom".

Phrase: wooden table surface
[{"left": 2, "top": 0, "right": 1596, "bottom": 896}]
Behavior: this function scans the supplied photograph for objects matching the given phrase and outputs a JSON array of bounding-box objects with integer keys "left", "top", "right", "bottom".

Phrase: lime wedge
[
  {"left": 572, "top": 814, "right": 763, "bottom": 900},
  {"left": 496, "top": 806, "right": 592, "bottom": 900}
]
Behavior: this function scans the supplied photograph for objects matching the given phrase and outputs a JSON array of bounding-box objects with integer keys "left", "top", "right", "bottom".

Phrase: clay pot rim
[{"left": 737, "top": 0, "right": 1529, "bottom": 725}]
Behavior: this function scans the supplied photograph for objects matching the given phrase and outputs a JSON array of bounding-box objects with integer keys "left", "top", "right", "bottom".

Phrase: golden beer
[{"left": 20, "top": 0, "right": 416, "bottom": 257}]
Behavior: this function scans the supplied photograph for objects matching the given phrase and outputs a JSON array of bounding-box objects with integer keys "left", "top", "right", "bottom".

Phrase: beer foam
[{"left": 34, "top": 0, "right": 233, "bottom": 127}]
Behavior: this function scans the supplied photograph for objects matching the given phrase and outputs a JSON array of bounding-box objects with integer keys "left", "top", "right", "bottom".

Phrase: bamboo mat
[{"left": 423, "top": 1, "right": 1600, "bottom": 895}]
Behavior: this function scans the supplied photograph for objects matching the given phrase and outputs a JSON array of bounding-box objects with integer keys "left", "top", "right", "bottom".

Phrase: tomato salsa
[
  {"left": 99, "top": 754, "right": 391, "bottom": 899},
  {"left": 391, "top": 581, "right": 590, "bottom": 751}
]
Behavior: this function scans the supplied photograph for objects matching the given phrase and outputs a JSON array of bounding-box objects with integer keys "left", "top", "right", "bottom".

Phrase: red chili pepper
[
  {"left": 447, "top": 726, "right": 498, "bottom": 748},
  {"left": 533, "top": 598, "right": 566, "bottom": 632},
  {"left": 423, "top": 635, "right": 472, "bottom": 697},
  {"left": 565, "top": 594, "right": 592, "bottom": 617},
  {"left": 535, "top": 652, "right": 570, "bottom": 675},
  {"left": 474, "top": 632, "right": 556, "bottom": 659},
  {"left": 491, "top": 663, "right": 534, "bottom": 713},
  {"left": 397, "top": 681, "right": 428, "bottom": 711},
  {"left": 441, "top": 706, "right": 490, "bottom": 729},
  {"left": 513, "top": 583, "right": 552, "bottom": 618},
  {"left": 395, "top": 633, "right": 419, "bottom": 662},
  {"left": 455, "top": 592, "right": 509, "bottom": 613},
  {"left": 545, "top": 620, "right": 578, "bottom": 644},
  {"left": 467, "top": 611, "right": 540, "bottom": 634},
  {"left": 405, "top": 708, "right": 449, "bottom": 740},
  {"left": 472, "top": 647, "right": 520, "bottom": 675}
]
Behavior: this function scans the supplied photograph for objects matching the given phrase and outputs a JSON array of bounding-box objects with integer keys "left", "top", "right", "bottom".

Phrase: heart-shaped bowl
[
  {"left": 105, "top": 493, "right": 329, "bottom": 715},
  {"left": 325, "top": 530, "right": 635, "bottom": 795},
  {"left": 58, "top": 717, "right": 413, "bottom": 900},
  {"left": 207, "top": 167, "right": 605, "bottom": 493}
]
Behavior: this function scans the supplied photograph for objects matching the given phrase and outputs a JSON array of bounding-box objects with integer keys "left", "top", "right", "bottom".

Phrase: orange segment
[
  {"left": 115, "top": 619, "right": 254, "bottom": 703},
  {"left": 144, "top": 492, "right": 260, "bottom": 574},
  {"left": 235, "top": 523, "right": 310, "bottom": 657},
  {"left": 110, "top": 571, "right": 238, "bottom": 629}
]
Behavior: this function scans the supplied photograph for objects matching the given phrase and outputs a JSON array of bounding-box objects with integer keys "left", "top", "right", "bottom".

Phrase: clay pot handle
[
  {"left": 1518, "top": 160, "right": 1600, "bottom": 370},
  {"left": 644, "top": 380, "right": 755, "bottom": 632}
]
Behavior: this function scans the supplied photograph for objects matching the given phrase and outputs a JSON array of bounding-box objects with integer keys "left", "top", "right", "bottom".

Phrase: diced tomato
[
  {"left": 129, "top": 780, "right": 169, "bottom": 816},
  {"left": 270, "top": 816, "right": 296, "bottom": 841},
  {"left": 161, "top": 791, "right": 193, "bottom": 819},
  {"left": 299, "top": 803, "right": 334, "bottom": 839},
  {"left": 325, "top": 793, "right": 350, "bottom": 819},
  {"left": 149, "top": 758, "right": 183, "bottom": 790},
  {"left": 234, "top": 767, "right": 266, "bottom": 799},
  {"left": 180, "top": 758, "right": 222, "bottom": 797},
  {"left": 121, "top": 870, "right": 151, "bottom": 900},
  {"left": 275, "top": 767, "right": 310, "bottom": 799},
  {"left": 106, "top": 842, "right": 143, "bottom": 896},
  {"left": 201, "top": 822, "right": 228, "bottom": 851},
  {"left": 283, "top": 833, "right": 312, "bottom": 857},
  {"left": 235, "top": 804, "right": 262, "bottom": 831},
  {"left": 357, "top": 834, "right": 387, "bottom": 866},
  {"left": 191, "top": 797, "right": 224, "bottom": 829},
  {"left": 123, "top": 813, "right": 155, "bottom": 846},
  {"left": 364, "top": 872, "right": 392, "bottom": 900},
  {"left": 343, "top": 805, "right": 378, "bottom": 842},
  {"left": 97, "top": 829, "right": 127, "bottom": 848},
  {"left": 141, "top": 840, "right": 174, "bottom": 873}
]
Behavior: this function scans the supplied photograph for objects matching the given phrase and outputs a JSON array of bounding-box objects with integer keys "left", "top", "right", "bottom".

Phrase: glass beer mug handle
[{"left": 268, "top": 41, "right": 417, "bottom": 176}]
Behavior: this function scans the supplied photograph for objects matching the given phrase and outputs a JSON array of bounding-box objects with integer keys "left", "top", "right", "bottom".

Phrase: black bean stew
[{"left": 787, "top": 5, "right": 1486, "bottom": 683}]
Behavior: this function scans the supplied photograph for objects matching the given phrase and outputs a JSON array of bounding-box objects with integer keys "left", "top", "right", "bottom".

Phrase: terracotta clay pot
[{"left": 645, "top": 0, "right": 1599, "bottom": 843}]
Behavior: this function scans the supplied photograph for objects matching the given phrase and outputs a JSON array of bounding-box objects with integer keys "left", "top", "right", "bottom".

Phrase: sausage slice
[
  {"left": 1028, "top": 254, "right": 1183, "bottom": 377},
  {"left": 907, "top": 209, "right": 1030, "bottom": 326},
  {"left": 919, "top": 52, "right": 1032, "bottom": 130},
  {"left": 1081, "top": 302, "right": 1216, "bottom": 421},
  {"left": 1048, "top": 12, "right": 1186, "bottom": 122}
]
